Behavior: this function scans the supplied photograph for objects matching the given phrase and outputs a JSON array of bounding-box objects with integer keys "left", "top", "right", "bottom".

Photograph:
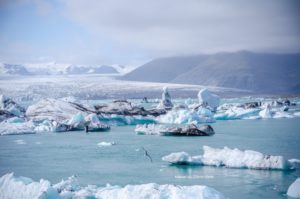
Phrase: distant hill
[
  {"left": 0, "top": 63, "right": 122, "bottom": 76},
  {"left": 63, "top": 65, "right": 119, "bottom": 74},
  {"left": 0, "top": 63, "right": 32, "bottom": 75},
  {"left": 121, "top": 51, "right": 300, "bottom": 94}
]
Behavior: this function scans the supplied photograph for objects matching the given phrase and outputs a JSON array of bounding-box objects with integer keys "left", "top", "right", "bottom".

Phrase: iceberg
[
  {"left": 67, "top": 112, "right": 86, "bottom": 130},
  {"left": 287, "top": 178, "right": 300, "bottom": 198},
  {"left": 34, "top": 120, "right": 70, "bottom": 132},
  {"left": 85, "top": 114, "right": 110, "bottom": 131},
  {"left": 259, "top": 104, "right": 272, "bottom": 118},
  {"left": 0, "top": 173, "right": 58, "bottom": 199},
  {"left": 26, "top": 99, "right": 94, "bottom": 122},
  {"left": 95, "top": 100, "right": 165, "bottom": 117},
  {"left": 162, "top": 146, "right": 292, "bottom": 170},
  {"left": 157, "top": 87, "right": 173, "bottom": 110},
  {"left": 197, "top": 89, "right": 220, "bottom": 111},
  {"left": 158, "top": 107, "right": 215, "bottom": 124},
  {"left": 0, "top": 95, "right": 25, "bottom": 119},
  {"left": 214, "top": 107, "right": 260, "bottom": 120},
  {"left": 135, "top": 124, "right": 215, "bottom": 136},
  {"left": 162, "top": 152, "right": 203, "bottom": 165},
  {"left": 97, "top": 141, "right": 116, "bottom": 147},
  {"left": 0, "top": 121, "right": 35, "bottom": 135},
  {"left": 0, "top": 173, "right": 226, "bottom": 199}
]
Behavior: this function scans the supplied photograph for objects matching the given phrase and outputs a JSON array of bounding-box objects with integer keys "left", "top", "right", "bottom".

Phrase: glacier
[{"left": 0, "top": 173, "right": 225, "bottom": 199}]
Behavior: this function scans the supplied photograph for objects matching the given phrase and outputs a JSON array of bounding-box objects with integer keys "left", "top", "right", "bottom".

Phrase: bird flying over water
[{"left": 142, "top": 147, "right": 153, "bottom": 162}]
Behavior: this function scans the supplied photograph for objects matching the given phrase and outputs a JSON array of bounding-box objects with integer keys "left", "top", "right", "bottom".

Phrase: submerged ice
[{"left": 0, "top": 173, "right": 225, "bottom": 199}]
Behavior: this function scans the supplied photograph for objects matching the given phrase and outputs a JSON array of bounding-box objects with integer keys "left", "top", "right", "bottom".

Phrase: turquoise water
[{"left": 0, "top": 118, "right": 300, "bottom": 199}]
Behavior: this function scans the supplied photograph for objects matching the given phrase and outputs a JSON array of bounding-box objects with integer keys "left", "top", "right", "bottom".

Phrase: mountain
[
  {"left": 0, "top": 63, "right": 32, "bottom": 75},
  {"left": 0, "top": 63, "right": 122, "bottom": 75},
  {"left": 62, "top": 65, "right": 120, "bottom": 75},
  {"left": 121, "top": 51, "right": 300, "bottom": 94}
]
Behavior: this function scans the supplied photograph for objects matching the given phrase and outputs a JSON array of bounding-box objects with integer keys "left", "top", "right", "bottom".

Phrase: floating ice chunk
[
  {"left": 273, "top": 111, "right": 294, "bottom": 119},
  {"left": 294, "top": 112, "right": 300, "bottom": 117},
  {"left": 197, "top": 89, "right": 220, "bottom": 111},
  {"left": 85, "top": 113, "right": 110, "bottom": 131},
  {"left": 26, "top": 99, "right": 93, "bottom": 122},
  {"left": 157, "top": 87, "right": 173, "bottom": 110},
  {"left": 163, "top": 146, "right": 292, "bottom": 170},
  {"left": 100, "top": 114, "right": 156, "bottom": 126},
  {"left": 97, "top": 141, "right": 116, "bottom": 147},
  {"left": 162, "top": 152, "right": 203, "bottom": 165},
  {"left": 201, "top": 146, "right": 291, "bottom": 170},
  {"left": 0, "top": 121, "right": 35, "bottom": 135},
  {"left": 215, "top": 107, "right": 260, "bottom": 120},
  {"left": 67, "top": 112, "right": 86, "bottom": 130},
  {"left": 287, "top": 178, "right": 300, "bottom": 198},
  {"left": 259, "top": 104, "right": 272, "bottom": 118},
  {"left": 0, "top": 95, "right": 25, "bottom": 117},
  {"left": 0, "top": 173, "right": 226, "bottom": 199},
  {"left": 14, "top": 139, "right": 26, "bottom": 145},
  {"left": 158, "top": 108, "right": 215, "bottom": 124},
  {"left": 135, "top": 124, "right": 165, "bottom": 135},
  {"left": 5, "top": 117, "right": 25, "bottom": 123},
  {"left": 0, "top": 173, "right": 59, "bottom": 199},
  {"left": 136, "top": 124, "right": 215, "bottom": 136},
  {"left": 34, "top": 120, "right": 69, "bottom": 132}
]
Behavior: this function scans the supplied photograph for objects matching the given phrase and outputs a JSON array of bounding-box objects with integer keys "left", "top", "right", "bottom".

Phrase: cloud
[{"left": 61, "top": 0, "right": 300, "bottom": 57}]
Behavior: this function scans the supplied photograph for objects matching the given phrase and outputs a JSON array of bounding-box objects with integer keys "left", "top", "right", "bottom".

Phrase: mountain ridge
[{"left": 121, "top": 51, "right": 300, "bottom": 94}]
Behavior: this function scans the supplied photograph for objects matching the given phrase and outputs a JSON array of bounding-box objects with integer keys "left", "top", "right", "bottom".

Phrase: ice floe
[
  {"left": 162, "top": 146, "right": 293, "bottom": 170},
  {"left": 287, "top": 178, "right": 300, "bottom": 198},
  {"left": 0, "top": 173, "right": 226, "bottom": 199}
]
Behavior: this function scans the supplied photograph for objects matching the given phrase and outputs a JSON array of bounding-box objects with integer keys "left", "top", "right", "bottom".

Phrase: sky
[{"left": 0, "top": 0, "right": 300, "bottom": 66}]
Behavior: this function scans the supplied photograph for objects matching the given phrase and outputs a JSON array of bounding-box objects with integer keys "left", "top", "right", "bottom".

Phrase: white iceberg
[
  {"left": 162, "top": 152, "right": 203, "bottom": 165},
  {"left": 287, "top": 178, "right": 300, "bottom": 198},
  {"left": 197, "top": 89, "right": 220, "bottom": 111},
  {"left": 34, "top": 120, "right": 69, "bottom": 132},
  {"left": 215, "top": 107, "right": 260, "bottom": 120},
  {"left": 157, "top": 87, "right": 173, "bottom": 110},
  {"left": 162, "top": 146, "right": 292, "bottom": 170},
  {"left": 135, "top": 124, "right": 165, "bottom": 135},
  {"left": 0, "top": 173, "right": 225, "bottom": 199},
  {"left": 201, "top": 146, "right": 291, "bottom": 170},
  {"left": 158, "top": 107, "right": 215, "bottom": 124},
  {"left": 0, "top": 121, "right": 35, "bottom": 135},
  {"left": 0, "top": 173, "right": 59, "bottom": 199},
  {"left": 259, "top": 104, "right": 273, "bottom": 118},
  {"left": 97, "top": 141, "right": 116, "bottom": 147}
]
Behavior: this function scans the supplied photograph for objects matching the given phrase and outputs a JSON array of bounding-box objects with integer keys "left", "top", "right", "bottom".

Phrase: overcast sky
[{"left": 0, "top": 0, "right": 300, "bottom": 66}]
